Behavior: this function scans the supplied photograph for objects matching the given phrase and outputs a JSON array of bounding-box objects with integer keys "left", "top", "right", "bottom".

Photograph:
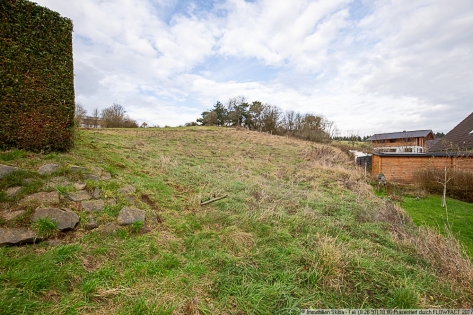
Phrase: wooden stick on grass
[{"left": 200, "top": 195, "right": 228, "bottom": 206}]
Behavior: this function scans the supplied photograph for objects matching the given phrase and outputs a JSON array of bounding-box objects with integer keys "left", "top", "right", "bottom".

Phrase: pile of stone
[{"left": 1, "top": 163, "right": 152, "bottom": 246}]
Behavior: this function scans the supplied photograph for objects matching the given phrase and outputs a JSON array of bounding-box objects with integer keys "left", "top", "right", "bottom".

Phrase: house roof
[
  {"left": 366, "top": 130, "right": 433, "bottom": 141},
  {"left": 373, "top": 151, "right": 473, "bottom": 157},
  {"left": 426, "top": 139, "right": 440, "bottom": 150},
  {"left": 428, "top": 112, "right": 473, "bottom": 152}
]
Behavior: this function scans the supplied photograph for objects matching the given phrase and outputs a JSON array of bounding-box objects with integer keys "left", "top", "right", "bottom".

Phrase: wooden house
[
  {"left": 371, "top": 112, "right": 473, "bottom": 183},
  {"left": 366, "top": 130, "right": 435, "bottom": 153},
  {"left": 371, "top": 152, "right": 473, "bottom": 183}
]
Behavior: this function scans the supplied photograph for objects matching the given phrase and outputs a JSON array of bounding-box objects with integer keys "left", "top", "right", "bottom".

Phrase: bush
[
  {"left": 0, "top": 0, "right": 74, "bottom": 152},
  {"left": 100, "top": 104, "right": 138, "bottom": 128},
  {"left": 415, "top": 168, "right": 473, "bottom": 203}
]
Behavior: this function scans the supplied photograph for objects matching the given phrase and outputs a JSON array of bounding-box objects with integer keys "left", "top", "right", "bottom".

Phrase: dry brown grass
[
  {"left": 183, "top": 297, "right": 199, "bottom": 315},
  {"left": 302, "top": 145, "right": 349, "bottom": 167},
  {"left": 302, "top": 234, "right": 347, "bottom": 291},
  {"left": 377, "top": 201, "right": 473, "bottom": 288},
  {"left": 219, "top": 226, "right": 256, "bottom": 256},
  {"left": 410, "top": 225, "right": 473, "bottom": 285}
]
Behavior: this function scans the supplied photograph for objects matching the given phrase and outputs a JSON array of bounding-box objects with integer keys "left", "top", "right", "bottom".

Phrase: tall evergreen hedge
[{"left": 0, "top": 0, "right": 75, "bottom": 152}]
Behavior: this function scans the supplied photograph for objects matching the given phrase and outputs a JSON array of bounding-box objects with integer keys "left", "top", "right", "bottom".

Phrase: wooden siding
[
  {"left": 372, "top": 138, "right": 419, "bottom": 147},
  {"left": 372, "top": 136, "right": 433, "bottom": 151},
  {"left": 372, "top": 154, "right": 473, "bottom": 183},
  {"left": 372, "top": 133, "right": 435, "bottom": 152}
]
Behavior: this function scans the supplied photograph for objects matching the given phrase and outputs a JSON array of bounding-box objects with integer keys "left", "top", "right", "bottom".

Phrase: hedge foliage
[{"left": 0, "top": 0, "right": 75, "bottom": 152}]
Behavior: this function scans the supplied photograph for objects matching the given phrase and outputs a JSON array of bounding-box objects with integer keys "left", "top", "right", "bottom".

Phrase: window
[
  {"left": 404, "top": 148, "right": 413, "bottom": 152},
  {"left": 379, "top": 148, "right": 397, "bottom": 153}
]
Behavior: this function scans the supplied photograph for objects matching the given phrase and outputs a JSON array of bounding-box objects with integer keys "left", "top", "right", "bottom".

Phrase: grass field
[
  {"left": 1, "top": 127, "right": 472, "bottom": 314},
  {"left": 402, "top": 195, "right": 473, "bottom": 259}
]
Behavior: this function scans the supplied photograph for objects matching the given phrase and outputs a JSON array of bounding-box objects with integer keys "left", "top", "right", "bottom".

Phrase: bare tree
[
  {"left": 261, "top": 104, "right": 280, "bottom": 134},
  {"left": 122, "top": 117, "right": 139, "bottom": 128},
  {"left": 283, "top": 110, "right": 296, "bottom": 136},
  {"left": 74, "top": 103, "right": 87, "bottom": 127},
  {"left": 92, "top": 108, "right": 100, "bottom": 128},
  {"left": 248, "top": 101, "right": 264, "bottom": 132},
  {"left": 101, "top": 104, "right": 138, "bottom": 128},
  {"left": 433, "top": 142, "right": 466, "bottom": 212},
  {"left": 346, "top": 130, "right": 361, "bottom": 147},
  {"left": 324, "top": 120, "right": 338, "bottom": 143},
  {"left": 294, "top": 112, "right": 304, "bottom": 134}
]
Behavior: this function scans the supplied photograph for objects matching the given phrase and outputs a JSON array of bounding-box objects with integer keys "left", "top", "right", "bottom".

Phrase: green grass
[
  {"left": 0, "top": 148, "right": 27, "bottom": 161},
  {"left": 1, "top": 127, "right": 472, "bottom": 314},
  {"left": 402, "top": 195, "right": 473, "bottom": 258},
  {"left": 32, "top": 217, "right": 59, "bottom": 238}
]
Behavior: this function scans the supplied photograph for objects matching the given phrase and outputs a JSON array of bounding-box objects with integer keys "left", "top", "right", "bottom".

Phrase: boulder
[
  {"left": 100, "top": 172, "right": 112, "bottom": 180},
  {"left": 33, "top": 207, "right": 79, "bottom": 231},
  {"left": 74, "top": 182, "right": 86, "bottom": 190},
  {"left": 18, "top": 191, "right": 60, "bottom": 206},
  {"left": 93, "top": 188, "right": 101, "bottom": 199},
  {"left": 85, "top": 174, "right": 99, "bottom": 181},
  {"left": 118, "top": 185, "right": 136, "bottom": 195},
  {"left": 45, "top": 177, "right": 73, "bottom": 189},
  {"left": 0, "top": 228, "right": 43, "bottom": 246},
  {"left": 6, "top": 186, "right": 22, "bottom": 198},
  {"left": 81, "top": 200, "right": 105, "bottom": 212},
  {"left": 117, "top": 206, "right": 145, "bottom": 226},
  {"left": 0, "top": 164, "right": 19, "bottom": 179},
  {"left": 67, "top": 191, "right": 91, "bottom": 202},
  {"left": 83, "top": 217, "right": 98, "bottom": 230},
  {"left": 140, "top": 213, "right": 161, "bottom": 233},
  {"left": 125, "top": 195, "right": 135, "bottom": 204},
  {"left": 38, "top": 164, "right": 60, "bottom": 175},
  {"left": 91, "top": 166, "right": 103, "bottom": 174},
  {"left": 1, "top": 210, "right": 25, "bottom": 222},
  {"left": 105, "top": 198, "right": 116, "bottom": 206},
  {"left": 101, "top": 222, "right": 119, "bottom": 234},
  {"left": 69, "top": 165, "right": 89, "bottom": 173}
]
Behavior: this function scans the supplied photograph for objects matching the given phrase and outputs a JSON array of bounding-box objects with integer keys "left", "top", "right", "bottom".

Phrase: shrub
[
  {"left": 100, "top": 104, "right": 138, "bottom": 128},
  {"left": 0, "top": 0, "right": 74, "bottom": 152},
  {"left": 414, "top": 168, "right": 473, "bottom": 203}
]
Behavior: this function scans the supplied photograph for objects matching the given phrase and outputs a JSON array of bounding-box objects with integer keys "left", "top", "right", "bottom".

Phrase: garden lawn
[{"left": 402, "top": 195, "right": 473, "bottom": 259}]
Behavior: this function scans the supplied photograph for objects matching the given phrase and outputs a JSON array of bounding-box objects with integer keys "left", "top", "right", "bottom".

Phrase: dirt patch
[{"left": 140, "top": 194, "right": 159, "bottom": 211}]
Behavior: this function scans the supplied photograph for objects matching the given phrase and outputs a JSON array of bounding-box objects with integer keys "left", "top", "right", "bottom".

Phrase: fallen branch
[{"left": 200, "top": 195, "right": 228, "bottom": 206}]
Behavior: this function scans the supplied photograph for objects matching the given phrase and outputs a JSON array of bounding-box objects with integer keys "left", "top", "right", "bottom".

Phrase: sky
[{"left": 33, "top": 0, "right": 473, "bottom": 136}]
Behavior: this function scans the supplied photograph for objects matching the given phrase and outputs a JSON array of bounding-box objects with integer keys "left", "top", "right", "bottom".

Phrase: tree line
[
  {"left": 74, "top": 103, "right": 139, "bottom": 128},
  {"left": 195, "top": 96, "right": 336, "bottom": 143}
]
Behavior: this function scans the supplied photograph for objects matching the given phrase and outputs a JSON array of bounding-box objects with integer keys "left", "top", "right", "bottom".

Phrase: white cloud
[
  {"left": 357, "top": 0, "right": 473, "bottom": 106},
  {"left": 217, "top": 0, "right": 351, "bottom": 69},
  {"left": 33, "top": 0, "right": 473, "bottom": 133}
]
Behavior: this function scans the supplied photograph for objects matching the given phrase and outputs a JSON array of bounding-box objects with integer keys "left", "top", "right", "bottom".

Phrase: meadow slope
[{"left": 1, "top": 127, "right": 472, "bottom": 314}]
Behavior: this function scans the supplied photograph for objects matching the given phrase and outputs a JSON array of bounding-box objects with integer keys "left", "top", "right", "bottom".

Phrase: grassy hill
[{"left": 1, "top": 127, "right": 472, "bottom": 314}]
